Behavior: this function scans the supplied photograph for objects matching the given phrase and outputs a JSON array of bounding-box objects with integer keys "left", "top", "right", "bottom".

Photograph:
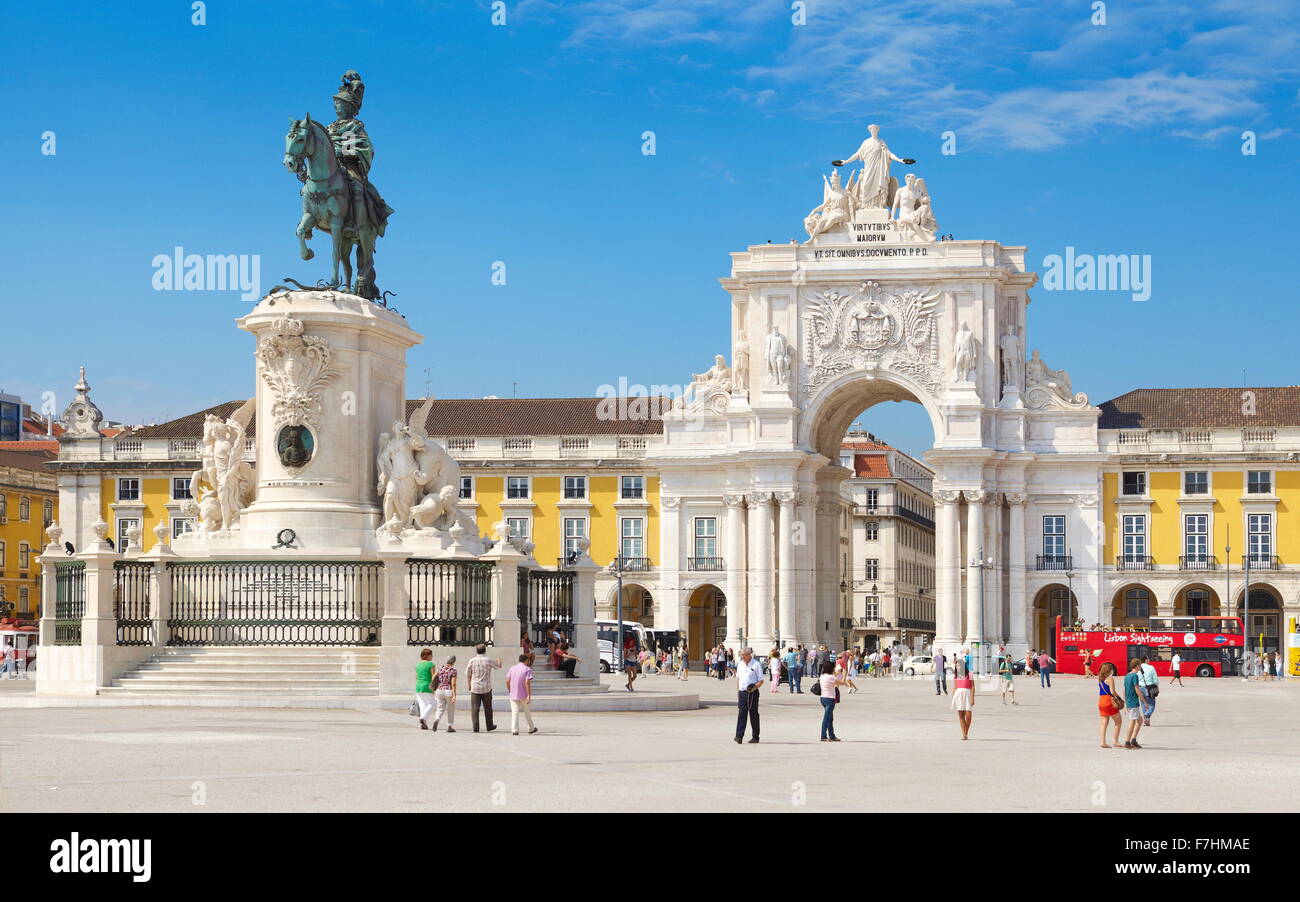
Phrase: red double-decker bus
[{"left": 1054, "top": 615, "right": 1244, "bottom": 678}]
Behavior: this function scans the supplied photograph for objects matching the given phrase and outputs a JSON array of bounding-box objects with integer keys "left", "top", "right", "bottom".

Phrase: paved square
[{"left": 1, "top": 674, "right": 1293, "bottom": 812}]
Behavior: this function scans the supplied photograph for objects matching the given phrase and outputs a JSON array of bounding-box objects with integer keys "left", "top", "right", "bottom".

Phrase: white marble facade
[{"left": 649, "top": 134, "right": 1101, "bottom": 662}]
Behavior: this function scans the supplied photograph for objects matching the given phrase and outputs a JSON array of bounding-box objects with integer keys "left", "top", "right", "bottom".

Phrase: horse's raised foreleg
[{"left": 295, "top": 211, "right": 315, "bottom": 261}]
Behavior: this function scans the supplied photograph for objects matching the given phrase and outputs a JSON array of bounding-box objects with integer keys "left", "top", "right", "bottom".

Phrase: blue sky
[{"left": 5, "top": 0, "right": 1299, "bottom": 458}]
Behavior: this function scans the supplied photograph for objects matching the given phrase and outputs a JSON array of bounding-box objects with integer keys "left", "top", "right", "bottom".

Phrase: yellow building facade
[
  {"left": 0, "top": 450, "right": 58, "bottom": 618},
  {"left": 1095, "top": 387, "right": 1300, "bottom": 656}
]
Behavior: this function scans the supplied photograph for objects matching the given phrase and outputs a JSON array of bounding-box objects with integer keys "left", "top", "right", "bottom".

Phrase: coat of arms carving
[
  {"left": 256, "top": 315, "right": 339, "bottom": 430},
  {"left": 803, "top": 281, "right": 942, "bottom": 394}
]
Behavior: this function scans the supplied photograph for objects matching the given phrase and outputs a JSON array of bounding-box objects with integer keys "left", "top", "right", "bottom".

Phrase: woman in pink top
[{"left": 950, "top": 661, "right": 975, "bottom": 740}]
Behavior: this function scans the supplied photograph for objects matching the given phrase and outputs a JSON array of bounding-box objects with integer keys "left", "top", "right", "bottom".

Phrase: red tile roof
[
  {"left": 1098, "top": 387, "right": 1300, "bottom": 429},
  {"left": 0, "top": 448, "right": 58, "bottom": 472},
  {"left": 122, "top": 397, "right": 668, "bottom": 441},
  {"left": 854, "top": 455, "right": 892, "bottom": 478}
]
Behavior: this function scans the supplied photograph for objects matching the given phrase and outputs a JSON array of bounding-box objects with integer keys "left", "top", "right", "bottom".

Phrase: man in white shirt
[
  {"left": 1169, "top": 652, "right": 1183, "bottom": 686},
  {"left": 1138, "top": 655, "right": 1159, "bottom": 726},
  {"left": 734, "top": 647, "right": 764, "bottom": 744}
]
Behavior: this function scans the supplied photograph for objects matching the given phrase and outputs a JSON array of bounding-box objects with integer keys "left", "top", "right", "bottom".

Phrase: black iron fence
[
  {"left": 407, "top": 559, "right": 493, "bottom": 646},
  {"left": 114, "top": 560, "right": 154, "bottom": 646},
  {"left": 54, "top": 561, "right": 85, "bottom": 646},
  {"left": 518, "top": 568, "right": 575, "bottom": 645},
  {"left": 168, "top": 561, "right": 383, "bottom": 646}
]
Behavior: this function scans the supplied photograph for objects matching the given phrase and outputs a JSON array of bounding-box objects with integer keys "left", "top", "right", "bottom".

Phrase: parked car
[{"left": 902, "top": 655, "right": 953, "bottom": 676}]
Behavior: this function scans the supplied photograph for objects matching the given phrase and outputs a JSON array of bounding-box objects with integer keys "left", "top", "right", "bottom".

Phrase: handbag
[
  {"left": 408, "top": 697, "right": 420, "bottom": 716},
  {"left": 810, "top": 679, "right": 821, "bottom": 696}
]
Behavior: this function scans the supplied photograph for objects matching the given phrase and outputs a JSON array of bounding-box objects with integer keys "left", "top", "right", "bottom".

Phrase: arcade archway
[
  {"left": 1239, "top": 585, "right": 1282, "bottom": 653},
  {"left": 608, "top": 583, "right": 654, "bottom": 628},
  {"left": 687, "top": 583, "right": 726, "bottom": 662},
  {"left": 1033, "top": 583, "right": 1077, "bottom": 656},
  {"left": 1110, "top": 583, "right": 1154, "bottom": 629}
]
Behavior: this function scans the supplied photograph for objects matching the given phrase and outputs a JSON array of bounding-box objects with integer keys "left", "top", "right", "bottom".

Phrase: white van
[{"left": 595, "top": 620, "right": 649, "bottom": 672}]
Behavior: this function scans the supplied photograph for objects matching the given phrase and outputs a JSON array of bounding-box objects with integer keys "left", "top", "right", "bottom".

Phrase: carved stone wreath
[
  {"left": 802, "top": 281, "right": 943, "bottom": 395},
  {"left": 256, "top": 315, "right": 339, "bottom": 430}
]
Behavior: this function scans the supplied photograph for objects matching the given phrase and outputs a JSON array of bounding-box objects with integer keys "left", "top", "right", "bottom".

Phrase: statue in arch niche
[
  {"left": 765, "top": 325, "right": 791, "bottom": 386},
  {"left": 952, "top": 322, "right": 975, "bottom": 384},
  {"left": 999, "top": 326, "right": 1021, "bottom": 390}
]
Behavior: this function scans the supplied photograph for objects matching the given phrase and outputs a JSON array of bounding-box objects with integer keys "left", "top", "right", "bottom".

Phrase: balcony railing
[
  {"left": 856, "top": 504, "right": 935, "bottom": 530},
  {"left": 688, "top": 557, "right": 724, "bottom": 571},
  {"left": 1036, "top": 554, "right": 1072, "bottom": 571},
  {"left": 1242, "top": 554, "right": 1280, "bottom": 570},
  {"left": 1116, "top": 554, "right": 1154, "bottom": 570},
  {"left": 616, "top": 556, "right": 653, "bottom": 572},
  {"left": 1179, "top": 554, "right": 1218, "bottom": 571}
]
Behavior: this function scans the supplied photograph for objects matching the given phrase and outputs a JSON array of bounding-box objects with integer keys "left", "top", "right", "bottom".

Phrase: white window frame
[
  {"left": 693, "top": 517, "right": 718, "bottom": 560},
  {"left": 117, "top": 478, "right": 140, "bottom": 502},
  {"left": 458, "top": 476, "right": 474, "bottom": 500},
  {"left": 506, "top": 476, "right": 530, "bottom": 500},
  {"left": 562, "top": 517, "right": 587, "bottom": 559},
  {"left": 1122, "top": 514, "right": 1147, "bottom": 561},
  {"left": 865, "top": 521, "right": 879, "bottom": 541},
  {"left": 563, "top": 476, "right": 587, "bottom": 500},
  {"left": 18, "top": 496, "right": 30, "bottom": 522},
  {"left": 865, "top": 558, "right": 879, "bottom": 581},
  {"left": 1183, "top": 471, "right": 1209, "bottom": 496},
  {"left": 1183, "top": 514, "right": 1208, "bottom": 562},
  {"left": 620, "top": 475, "right": 645, "bottom": 500},
  {"left": 620, "top": 516, "right": 645, "bottom": 559},
  {"left": 171, "top": 477, "right": 192, "bottom": 500},
  {"left": 1246, "top": 470, "right": 1272, "bottom": 495},
  {"left": 1247, "top": 513, "right": 1272, "bottom": 562},
  {"left": 1042, "top": 515, "right": 1066, "bottom": 558},
  {"left": 506, "top": 517, "right": 531, "bottom": 540},
  {"left": 172, "top": 518, "right": 195, "bottom": 540},
  {"left": 1120, "top": 471, "right": 1147, "bottom": 497},
  {"left": 18, "top": 542, "right": 30, "bottom": 570}
]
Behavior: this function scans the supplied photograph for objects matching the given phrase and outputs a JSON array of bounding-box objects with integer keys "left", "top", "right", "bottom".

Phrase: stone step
[
  {"left": 152, "top": 649, "right": 381, "bottom": 658},
  {"left": 99, "top": 685, "right": 381, "bottom": 696},
  {"left": 118, "top": 672, "right": 378, "bottom": 682},
  {"left": 130, "top": 662, "right": 380, "bottom": 672},
  {"left": 114, "top": 675, "right": 379, "bottom": 686}
]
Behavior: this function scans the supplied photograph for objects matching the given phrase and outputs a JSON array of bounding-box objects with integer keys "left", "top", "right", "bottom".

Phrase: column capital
[
  {"left": 982, "top": 491, "right": 1003, "bottom": 507},
  {"left": 775, "top": 491, "right": 799, "bottom": 507},
  {"left": 661, "top": 495, "right": 682, "bottom": 511},
  {"left": 934, "top": 488, "right": 962, "bottom": 505},
  {"left": 723, "top": 493, "right": 747, "bottom": 509},
  {"left": 962, "top": 489, "right": 986, "bottom": 504},
  {"left": 1005, "top": 491, "right": 1029, "bottom": 506},
  {"left": 745, "top": 490, "right": 772, "bottom": 507}
]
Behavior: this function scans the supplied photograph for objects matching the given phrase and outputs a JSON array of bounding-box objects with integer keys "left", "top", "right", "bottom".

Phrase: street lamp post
[
  {"left": 607, "top": 558, "right": 625, "bottom": 668},
  {"left": 968, "top": 550, "right": 993, "bottom": 676}
]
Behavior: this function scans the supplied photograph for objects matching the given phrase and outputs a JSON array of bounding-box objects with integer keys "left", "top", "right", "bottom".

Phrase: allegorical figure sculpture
[
  {"left": 803, "top": 169, "right": 854, "bottom": 244},
  {"left": 833, "top": 123, "right": 915, "bottom": 209},
  {"left": 952, "top": 321, "right": 975, "bottom": 384},
  {"left": 284, "top": 70, "right": 393, "bottom": 300},
  {"left": 1024, "top": 350, "right": 1090, "bottom": 409},
  {"left": 766, "top": 325, "right": 791, "bottom": 386},
  {"left": 891, "top": 173, "right": 938, "bottom": 243},
  {"left": 675, "top": 354, "right": 733, "bottom": 415},
  {"left": 375, "top": 399, "right": 473, "bottom": 534},
  {"left": 188, "top": 408, "right": 256, "bottom": 533}
]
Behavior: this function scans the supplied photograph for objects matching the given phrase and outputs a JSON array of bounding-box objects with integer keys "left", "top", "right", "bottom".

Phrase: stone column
[
  {"left": 745, "top": 491, "right": 774, "bottom": 650},
  {"left": 37, "top": 526, "right": 64, "bottom": 648},
  {"left": 776, "top": 492, "right": 798, "bottom": 648},
  {"left": 377, "top": 540, "right": 413, "bottom": 695},
  {"left": 963, "top": 489, "right": 986, "bottom": 658},
  {"left": 795, "top": 490, "right": 817, "bottom": 646},
  {"left": 659, "top": 495, "right": 683, "bottom": 638},
  {"left": 983, "top": 493, "right": 1003, "bottom": 644},
  {"left": 933, "top": 490, "right": 963, "bottom": 654},
  {"left": 569, "top": 545, "right": 600, "bottom": 680},
  {"left": 814, "top": 496, "right": 841, "bottom": 647},
  {"left": 1006, "top": 493, "right": 1029, "bottom": 654},
  {"left": 723, "top": 493, "right": 747, "bottom": 647},
  {"left": 140, "top": 522, "right": 176, "bottom": 649}
]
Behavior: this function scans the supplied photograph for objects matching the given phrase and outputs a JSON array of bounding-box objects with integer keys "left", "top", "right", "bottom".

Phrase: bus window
[
  {"left": 1129, "top": 645, "right": 1172, "bottom": 663},
  {"left": 1062, "top": 644, "right": 1078, "bottom": 653}
]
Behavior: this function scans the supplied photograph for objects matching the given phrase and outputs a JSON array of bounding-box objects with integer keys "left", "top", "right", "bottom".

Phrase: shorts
[{"left": 1122, "top": 705, "right": 1141, "bottom": 722}]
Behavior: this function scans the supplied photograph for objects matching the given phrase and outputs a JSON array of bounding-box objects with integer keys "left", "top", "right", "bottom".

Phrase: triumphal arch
[{"left": 652, "top": 125, "right": 1102, "bottom": 662}]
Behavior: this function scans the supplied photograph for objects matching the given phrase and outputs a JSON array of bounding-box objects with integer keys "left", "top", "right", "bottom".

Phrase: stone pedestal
[{"left": 234, "top": 290, "right": 422, "bottom": 553}]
